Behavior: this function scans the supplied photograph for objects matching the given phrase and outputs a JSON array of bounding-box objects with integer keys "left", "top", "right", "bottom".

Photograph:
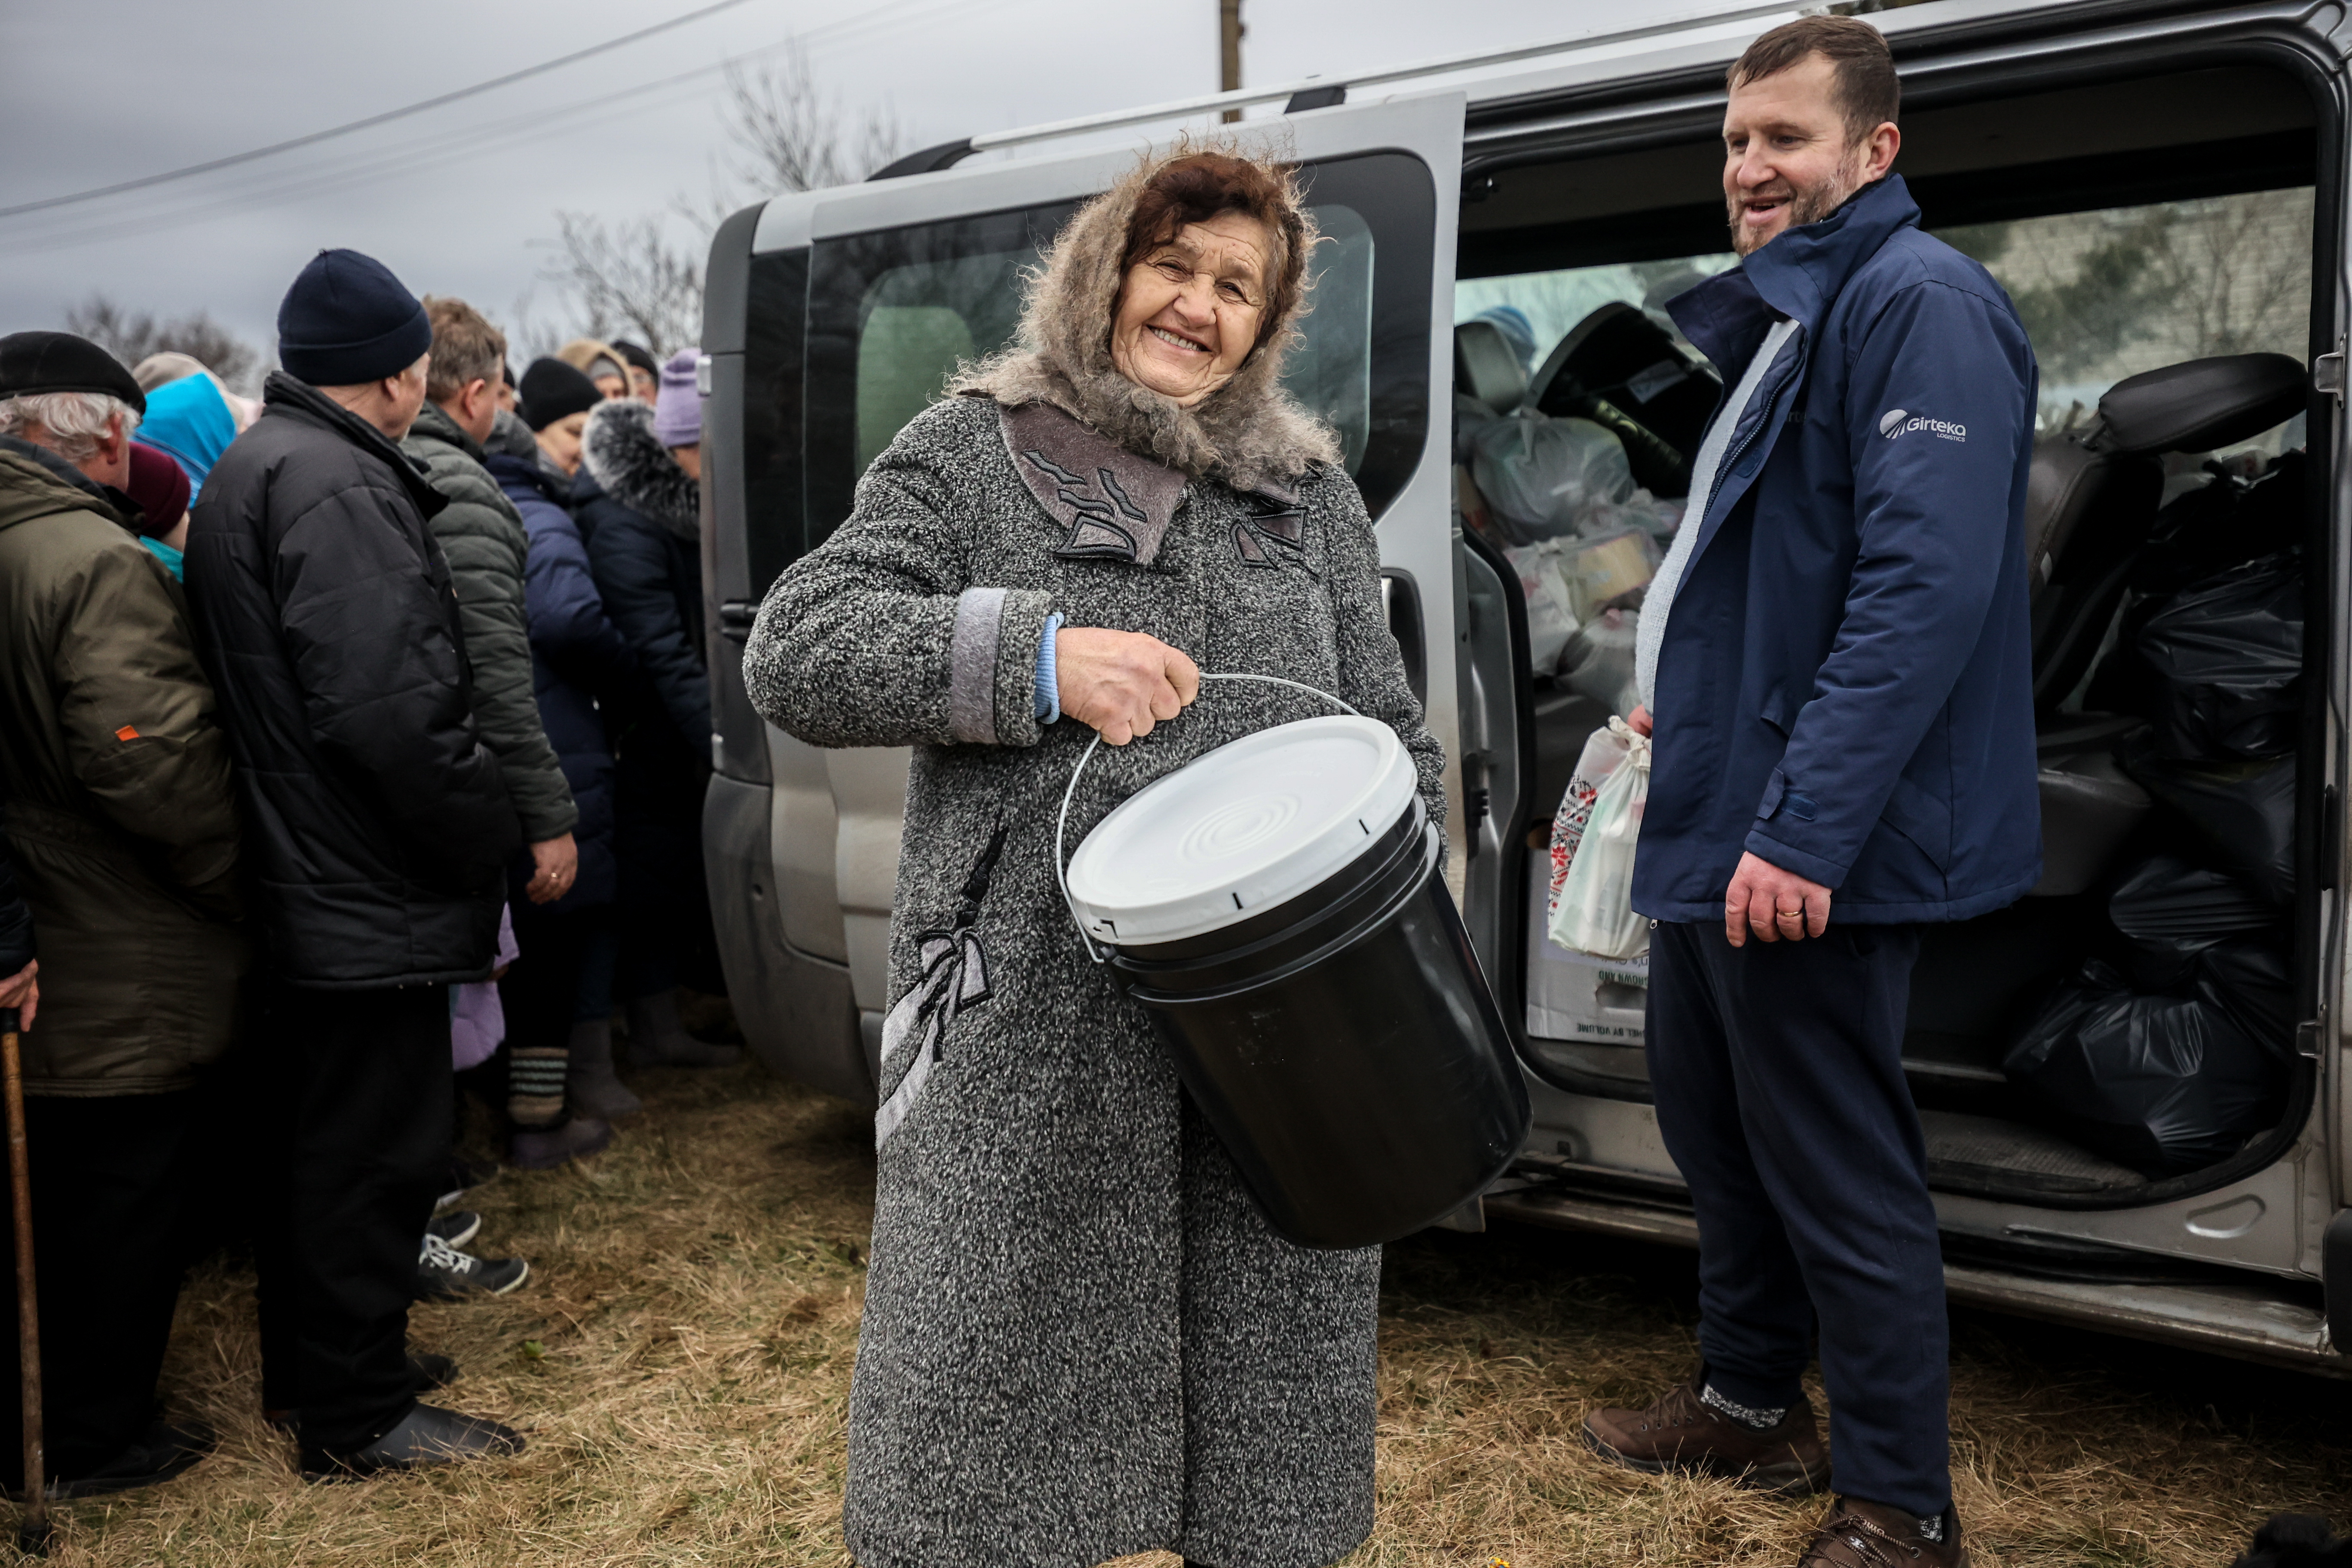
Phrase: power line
[
  {"left": 0, "top": 0, "right": 985, "bottom": 257},
  {"left": 0, "top": 0, "right": 772, "bottom": 221}
]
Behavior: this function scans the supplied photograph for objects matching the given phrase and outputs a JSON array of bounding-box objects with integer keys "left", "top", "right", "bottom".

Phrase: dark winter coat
[
  {"left": 403, "top": 401, "right": 578, "bottom": 844},
  {"left": 573, "top": 399, "right": 707, "bottom": 774},
  {"left": 184, "top": 373, "right": 517, "bottom": 988},
  {"left": 745, "top": 157, "right": 1442, "bottom": 1568},
  {"left": 487, "top": 445, "right": 632, "bottom": 910},
  {"left": 0, "top": 827, "right": 29, "bottom": 980},
  {"left": 0, "top": 437, "right": 246, "bottom": 1093},
  {"left": 1638, "top": 175, "right": 2042, "bottom": 924}
]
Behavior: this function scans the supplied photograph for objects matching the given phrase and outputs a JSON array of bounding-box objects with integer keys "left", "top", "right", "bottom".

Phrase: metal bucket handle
[{"left": 1054, "top": 671, "right": 1361, "bottom": 965}]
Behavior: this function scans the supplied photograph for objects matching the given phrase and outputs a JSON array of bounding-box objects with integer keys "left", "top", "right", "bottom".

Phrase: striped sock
[{"left": 508, "top": 1046, "right": 568, "bottom": 1129}]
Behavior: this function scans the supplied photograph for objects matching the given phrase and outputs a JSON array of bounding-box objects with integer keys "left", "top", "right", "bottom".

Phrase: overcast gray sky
[{"left": 0, "top": 0, "right": 1694, "bottom": 365}]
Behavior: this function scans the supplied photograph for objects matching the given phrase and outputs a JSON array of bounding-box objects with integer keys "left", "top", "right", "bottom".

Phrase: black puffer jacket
[
  {"left": 185, "top": 374, "right": 518, "bottom": 988},
  {"left": 575, "top": 399, "right": 708, "bottom": 769}
]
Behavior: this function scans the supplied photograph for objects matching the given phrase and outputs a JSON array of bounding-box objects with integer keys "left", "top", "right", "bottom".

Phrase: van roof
[{"left": 961, "top": 0, "right": 2092, "bottom": 163}]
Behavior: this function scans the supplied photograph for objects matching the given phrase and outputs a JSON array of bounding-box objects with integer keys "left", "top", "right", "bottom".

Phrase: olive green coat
[
  {"left": 403, "top": 402, "right": 577, "bottom": 843},
  {"left": 0, "top": 438, "right": 247, "bottom": 1095}
]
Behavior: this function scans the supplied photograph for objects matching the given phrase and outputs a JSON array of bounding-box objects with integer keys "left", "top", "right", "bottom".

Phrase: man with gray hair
[{"left": 0, "top": 330, "right": 245, "bottom": 1496}]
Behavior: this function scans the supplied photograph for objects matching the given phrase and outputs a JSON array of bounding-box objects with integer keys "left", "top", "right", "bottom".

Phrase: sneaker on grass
[
  {"left": 415, "top": 1232, "right": 528, "bottom": 1302},
  {"left": 424, "top": 1210, "right": 481, "bottom": 1250}
]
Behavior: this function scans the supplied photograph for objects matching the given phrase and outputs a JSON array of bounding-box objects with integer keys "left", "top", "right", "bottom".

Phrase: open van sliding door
[{"left": 703, "top": 94, "right": 1467, "bottom": 1098}]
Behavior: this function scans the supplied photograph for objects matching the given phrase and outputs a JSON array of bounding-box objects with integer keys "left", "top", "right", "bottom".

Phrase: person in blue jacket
[
  {"left": 1580, "top": 20, "right": 2038, "bottom": 1568},
  {"left": 483, "top": 414, "right": 643, "bottom": 1122}
]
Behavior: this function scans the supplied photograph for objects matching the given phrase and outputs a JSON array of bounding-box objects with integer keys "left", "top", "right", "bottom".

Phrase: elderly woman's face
[{"left": 1110, "top": 211, "right": 1271, "bottom": 405}]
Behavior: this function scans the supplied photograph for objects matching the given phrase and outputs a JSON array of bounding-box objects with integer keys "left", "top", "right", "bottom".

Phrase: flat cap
[{"left": 0, "top": 331, "right": 146, "bottom": 415}]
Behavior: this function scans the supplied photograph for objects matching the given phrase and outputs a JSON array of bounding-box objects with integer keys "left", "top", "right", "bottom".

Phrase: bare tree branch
[
  {"left": 718, "top": 48, "right": 905, "bottom": 201},
  {"left": 64, "top": 294, "right": 265, "bottom": 392},
  {"left": 542, "top": 39, "right": 901, "bottom": 350},
  {"left": 543, "top": 213, "right": 704, "bottom": 358}
]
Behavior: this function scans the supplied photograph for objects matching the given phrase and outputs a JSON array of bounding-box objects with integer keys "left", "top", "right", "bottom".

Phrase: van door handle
[
  {"left": 1380, "top": 569, "right": 1426, "bottom": 707},
  {"left": 718, "top": 599, "right": 758, "bottom": 643}
]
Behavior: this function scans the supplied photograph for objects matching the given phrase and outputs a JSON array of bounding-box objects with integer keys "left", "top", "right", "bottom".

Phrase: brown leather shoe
[
  {"left": 1799, "top": 1497, "right": 1967, "bottom": 1568},
  {"left": 1582, "top": 1375, "right": 1828, "bottom": 1495}
]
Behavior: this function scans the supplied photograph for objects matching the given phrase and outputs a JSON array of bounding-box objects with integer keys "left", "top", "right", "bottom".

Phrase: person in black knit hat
[
  {"left": 609, "top": 340, "right": 660, "bottom": 405},
  {"left": 183, "top": 247, "right": 528, "bottom": 1479},
  {"left": 518, "top": 356, "right": 600, "bottom": 479}
]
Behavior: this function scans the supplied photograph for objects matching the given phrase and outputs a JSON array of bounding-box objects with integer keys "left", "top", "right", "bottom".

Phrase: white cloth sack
[
  {"left": 1471, "top": 411, "right": 1634, "bottom": 538},
  {"left": 1549, "top": 716, "right": 1652, "bottom": 961},
  {"left": 1503, "top": 543, "right": 1581, "bottom": 672},
  {"left": 1560, "top": 607, "right": 1641, "bottom": 713}
]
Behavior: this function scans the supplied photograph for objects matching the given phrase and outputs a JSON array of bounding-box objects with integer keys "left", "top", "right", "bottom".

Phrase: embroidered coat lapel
[{"left": 998, "top": 401, "right": 1188, "bottom": 566}]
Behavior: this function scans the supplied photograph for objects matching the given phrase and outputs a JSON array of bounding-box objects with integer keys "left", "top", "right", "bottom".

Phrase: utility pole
[{"left": 1220, "top": 0, "right": 1243, "bottom": 123}]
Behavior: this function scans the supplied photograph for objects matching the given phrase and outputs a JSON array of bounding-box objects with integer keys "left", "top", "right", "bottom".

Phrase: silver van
[{"left": 698, "top": 0, "right": 2352, "bottom": 1374}]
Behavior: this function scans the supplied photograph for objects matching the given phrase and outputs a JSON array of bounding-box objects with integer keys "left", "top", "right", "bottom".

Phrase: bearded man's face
[{"left": 1721, "top": 53, "right": 1895, "bottom": 256}]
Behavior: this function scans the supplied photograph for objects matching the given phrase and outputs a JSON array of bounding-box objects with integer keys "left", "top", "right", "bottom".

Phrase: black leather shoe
[
  {"left": 301, "top": 1403, "right": 524, "bottom": 1480},
  {"left": 8, "top": 1421, "right": 214, "bottom": 1499}
]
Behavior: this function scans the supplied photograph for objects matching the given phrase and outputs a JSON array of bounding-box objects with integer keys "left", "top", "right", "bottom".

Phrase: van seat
[
  {"left": 2024, "top": 439, "right": 2162, "bottom": 710},
  {"left": 2088, "top": 352, "right": 2306, "bottom": 457},
  {"left": 1454, "top": 320, "right": 1528, "bottom": 416},
  {"left": 1527, "top": 302, "right": 1720, "bottom": 496}
]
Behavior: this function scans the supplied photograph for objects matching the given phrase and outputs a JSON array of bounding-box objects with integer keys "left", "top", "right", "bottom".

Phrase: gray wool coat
[{"left": 744, "top": 390, "right": 1444, "bottom": 1568}]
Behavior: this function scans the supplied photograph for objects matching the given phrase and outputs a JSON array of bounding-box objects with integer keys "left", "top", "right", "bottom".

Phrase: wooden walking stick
[{"left": 0, "top": 1008, "right": 48, "bottom": 1555}]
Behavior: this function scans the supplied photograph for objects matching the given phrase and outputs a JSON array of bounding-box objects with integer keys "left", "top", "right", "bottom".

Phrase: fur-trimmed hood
[
  {"left": 581, "top": 397, "right": 699, "bottom": 539},
  {"left": 951, "top": 146, "right": 1341, "bottom": 493}
]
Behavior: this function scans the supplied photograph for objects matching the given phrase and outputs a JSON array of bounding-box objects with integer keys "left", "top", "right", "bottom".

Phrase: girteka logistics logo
[{"left": 1879, "top": 407, "right": 1968, "bottom": 442}]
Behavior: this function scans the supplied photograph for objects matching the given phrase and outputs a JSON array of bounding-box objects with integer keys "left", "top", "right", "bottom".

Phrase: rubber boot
[
  {"left": 565, "top": 1015, "right": 643, "bottom": 1118},
  {"left": 508, "top": 1113, "right": 613, "bottom": 1170},
  {"left": 625, "top": 989, "right": 741, "bottom": 1069}
]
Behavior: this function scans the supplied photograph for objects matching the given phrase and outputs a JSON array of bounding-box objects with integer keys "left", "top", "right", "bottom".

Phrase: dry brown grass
[{"left": 27, "top": 1061, "right": 2352, "bottom": 1566}]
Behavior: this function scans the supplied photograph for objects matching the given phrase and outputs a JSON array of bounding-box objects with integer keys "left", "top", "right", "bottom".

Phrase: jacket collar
[
  {"left": 0, "top": 434, "right": 139, "bottom": 533},
  {"left": 1667, "top": 174, "right": 1922, "bottom": 369},
  {"left": 406, "top": 398, "right": 487, "bottom": 464},
  {"left": 261, "top": 371, "right": 449, "bottom": 520},
  {"left": 483, "top": 448, "right": 569, "bottom": 510},
  {"left": 579, "top": 398, "right": 699, "bottom": 541}
]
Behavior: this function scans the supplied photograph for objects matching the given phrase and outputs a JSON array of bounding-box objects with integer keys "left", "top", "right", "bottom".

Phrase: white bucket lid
[{"left": 1066, "top": 715, "right": 1419, "bottom": 946}]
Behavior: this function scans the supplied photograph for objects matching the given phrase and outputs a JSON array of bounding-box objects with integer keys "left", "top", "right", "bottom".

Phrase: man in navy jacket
[{"left": 1582, "top": 20, "right": 2038, "bottom": 1566}]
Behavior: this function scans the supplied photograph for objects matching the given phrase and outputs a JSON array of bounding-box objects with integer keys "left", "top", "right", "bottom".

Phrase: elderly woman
[{"left": 744, "top": 147, "right": 1444, "bottom": 1568}]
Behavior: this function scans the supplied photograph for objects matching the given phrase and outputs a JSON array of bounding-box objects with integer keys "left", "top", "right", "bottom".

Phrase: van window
[
  {"left": 797, "top": 151, "right": 1435, "bottom": 568},
  {"left": 1459, "top": 183, "right": 2314, "bottom": 452}
]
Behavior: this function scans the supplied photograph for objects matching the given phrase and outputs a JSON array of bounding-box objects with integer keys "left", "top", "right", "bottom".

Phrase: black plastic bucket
[{"left": 1061, "top": 679, "right": 1530, "bottom": 1249}]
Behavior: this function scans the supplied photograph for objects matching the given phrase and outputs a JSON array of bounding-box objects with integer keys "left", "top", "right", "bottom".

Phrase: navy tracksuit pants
[{"left": 1646, "top": 919, "right": 1948, "bottom": 1517}]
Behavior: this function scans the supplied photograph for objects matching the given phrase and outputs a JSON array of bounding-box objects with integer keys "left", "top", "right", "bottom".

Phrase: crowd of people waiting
[{"left": 0, "top": 247, "right": 732, "bottom": 1485}]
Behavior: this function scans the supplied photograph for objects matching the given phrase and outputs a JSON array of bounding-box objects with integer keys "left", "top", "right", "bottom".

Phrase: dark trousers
[
  {"left": 0, "top": 1092, "right": 195, "bottom": 1481},
  {"left": 614, "top": 749, "right": 716, "bottom": 1000},
  {"left": 502, "top": 899, "right": 613, "bottom": 1049},
  {"left": 1646, "top": 919, "right": 1948, "bottom": 1516},
  {"left": 252, "top": 981, "right": 450, "bottom": 1453}
]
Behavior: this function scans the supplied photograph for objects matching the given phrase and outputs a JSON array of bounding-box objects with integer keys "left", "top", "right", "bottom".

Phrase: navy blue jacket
[
  {"left": 570, "top": 468, "right": 708, "bottom": 773},
  {"left": 1634, "top": 176, "right": 2041, "bottom": 925},
  {"left": 487, "top": 453, "right": 633, "bottom": 910}
]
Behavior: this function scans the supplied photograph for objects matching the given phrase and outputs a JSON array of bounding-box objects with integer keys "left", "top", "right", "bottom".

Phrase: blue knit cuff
[{"left": 1034, "top": 612, "right": 1065, "bottom": 723}]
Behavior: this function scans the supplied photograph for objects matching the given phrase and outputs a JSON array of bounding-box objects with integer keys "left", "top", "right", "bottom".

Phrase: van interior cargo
[{"left": 1469, "top": 64, "right": 2321, "bottom": 1206}]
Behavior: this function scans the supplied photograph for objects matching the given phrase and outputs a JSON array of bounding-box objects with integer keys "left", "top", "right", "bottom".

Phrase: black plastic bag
[
  {"left": 2196, "top": 938, "right": 2296, "bottom": 1052},
  {"left": 2135, "top": 449, "right": 2305, "bottom": 599},
  {"left": 2003, "top": 958, "right": 2288, "bottom": 1177},
  {"left": 2132, "top": 551, "right": 2302, "bottom": 760},
  {"left": 2119, "top": 739, "right": 2297, "bottom": 906},
  {"left": 2106, "top": 854, "right": 2280, "bottom": 962}
]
